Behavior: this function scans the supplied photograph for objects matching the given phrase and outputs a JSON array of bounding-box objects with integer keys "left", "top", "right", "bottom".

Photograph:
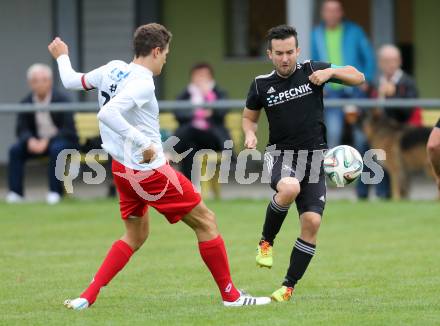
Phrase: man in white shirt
[{"left": 48, "top": 23, "right": 270, "bottom": 309}]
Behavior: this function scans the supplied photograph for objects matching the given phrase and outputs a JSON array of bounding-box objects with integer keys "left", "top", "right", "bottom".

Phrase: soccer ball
[{"left": 323, "top": 145, "right": 363, "bottom": 187}]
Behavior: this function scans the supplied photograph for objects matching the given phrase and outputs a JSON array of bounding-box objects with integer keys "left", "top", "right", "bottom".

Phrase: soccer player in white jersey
[{"left": 48, "top": 23, "right": 270, "bottom": 309}]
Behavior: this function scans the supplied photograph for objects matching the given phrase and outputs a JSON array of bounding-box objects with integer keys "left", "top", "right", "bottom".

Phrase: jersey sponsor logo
[
  {"left": 267, "top": 86, "right": 276, "bottom": 94},
  {"left": 109, "top": 67, "right": 130, "bottom": 82},
  {"left": 266, "top": 83, "right": 313, "bottom": 107}
]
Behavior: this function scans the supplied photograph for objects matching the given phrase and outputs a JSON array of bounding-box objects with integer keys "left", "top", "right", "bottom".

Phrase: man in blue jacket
[{"left": 311, "top": 0, "right": 376, "bottom": 149}]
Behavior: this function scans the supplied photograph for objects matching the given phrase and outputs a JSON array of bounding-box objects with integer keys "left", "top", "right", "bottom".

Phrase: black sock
[
  {"left": 261, "top": 194, "right": 290, "bottom": 245},
  {"left": 283, "top": 238, "right": 316, "bottom": 288}
]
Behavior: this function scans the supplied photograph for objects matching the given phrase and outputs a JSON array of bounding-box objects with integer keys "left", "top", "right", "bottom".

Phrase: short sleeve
[
  {"left": 83, "top": 65, "right": 107, "bottom": 90},
  {"left": 124, "top": 79, "right": 155, "bottom": 108},
  {"left": 310, "top": 61, "right": 331, "bottom": 72},
  {"left": 245, "top": 79, "right": 263, "bottom": 110},
  {"left": 309, "top": 60, "right": 346, "bottom": 85}
]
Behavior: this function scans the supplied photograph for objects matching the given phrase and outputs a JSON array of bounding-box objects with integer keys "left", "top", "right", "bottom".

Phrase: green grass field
[{"left": 1, "top": 199, "right": 439, "bottom": 325}]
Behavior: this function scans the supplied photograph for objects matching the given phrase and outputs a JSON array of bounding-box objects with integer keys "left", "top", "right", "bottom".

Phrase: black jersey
[{"left": 246, "top": 60, "right": 331, "bottom": 151}]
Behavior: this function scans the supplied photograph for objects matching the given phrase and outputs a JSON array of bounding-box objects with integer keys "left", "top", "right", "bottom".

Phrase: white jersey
[{"left": 83, "top": 60, "right": 166, "bottom": 171}]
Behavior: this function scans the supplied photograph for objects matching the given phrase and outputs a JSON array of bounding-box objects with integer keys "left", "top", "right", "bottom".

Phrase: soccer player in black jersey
[{"left": 242, "top": 25, "right": 365, "bottom": 302}]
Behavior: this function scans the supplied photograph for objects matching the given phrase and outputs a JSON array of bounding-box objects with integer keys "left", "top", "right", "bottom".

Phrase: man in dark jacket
[
  {"left": 375, "top": 44, "right": 418, "bottom": 123},
  {"left": 6, "top": 63, "right": 78, "bottom": 204},
  {"left": 173, "top": 63, "right": 231, "bottom": 180}
]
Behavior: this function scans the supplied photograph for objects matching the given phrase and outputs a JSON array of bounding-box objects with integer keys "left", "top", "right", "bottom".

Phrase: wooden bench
[
  {"left": 75, "top": 113, "right": 101, "bottom": 147},
  {"left": 158, "top": 112, "right": 243, "bottom": 153},
  {"left": 73, "top": 113, "right": 107, "bottom": 166},
  {"left": 422, "top": 109, "right": 440, "bottom": 127}
]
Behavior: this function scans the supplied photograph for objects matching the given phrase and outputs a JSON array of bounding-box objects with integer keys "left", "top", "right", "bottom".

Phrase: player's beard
[{"left": 276, "top": 64, "right": 295, "bottom": 78}]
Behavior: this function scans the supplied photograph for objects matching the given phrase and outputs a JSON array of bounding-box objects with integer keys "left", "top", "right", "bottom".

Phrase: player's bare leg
[
  {"left": 257, "top": 177, "right": 299, "bottom": 268},
  {"left": 276, "top": 177, "right": 301, "bottom": 206},
  {"left": 120, "top": 213, "right": 150, "bottom": 251},
  {"left": 299, "top": 212, "right": 321, "bottom": 244},
  {"left": 182, "top": 201, "right": 219, "bottom": 242},
  {"left": 182, "top": 201, "right": 271, "bottom": 306},
  {"left": 64, "top": 212, "right": 150, "bottom": 310}
]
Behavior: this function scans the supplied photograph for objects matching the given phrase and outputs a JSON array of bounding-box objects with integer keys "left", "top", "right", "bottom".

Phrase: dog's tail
[{"left": 400, "top": 127, "right": 432, "bottom": 150}]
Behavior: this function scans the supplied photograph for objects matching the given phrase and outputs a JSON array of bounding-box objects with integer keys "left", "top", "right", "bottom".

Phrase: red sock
[
  {"left": 198, "top": 235, "right": 240, "bottom": 302},
  {"left": 80, "top": 240, "right": 133, "bottom": 305}
]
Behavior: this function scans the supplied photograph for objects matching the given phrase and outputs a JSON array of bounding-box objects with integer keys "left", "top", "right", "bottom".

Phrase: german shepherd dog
[{"left": 362, "top": 112, "right": 434, "bottom": 200}]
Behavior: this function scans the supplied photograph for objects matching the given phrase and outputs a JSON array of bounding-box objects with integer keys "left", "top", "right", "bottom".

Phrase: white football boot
[
  {"left": 223, "top": 290, "right": 271, "bottom": 307},
  {"left": 46, "top": 192, "right": 61, "bottom": 205},
  {"left": 64, "top": 298, "right": 89, "bottom": 310},
  {"left": 5, "top": 192, "right": 24, "bottom": 204}
]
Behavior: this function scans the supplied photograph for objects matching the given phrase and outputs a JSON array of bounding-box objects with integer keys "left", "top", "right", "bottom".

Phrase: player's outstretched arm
[
  {"left": 309, "top": 65, "right": 365, "bottom": 87},
  {"left": 48, "top": 37, "right": 85, "bottom": 90}
]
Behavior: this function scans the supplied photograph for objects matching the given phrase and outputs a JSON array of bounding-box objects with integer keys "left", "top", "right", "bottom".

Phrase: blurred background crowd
[{"left": 1, "top": 0, "right": 439, "bottom": 203}]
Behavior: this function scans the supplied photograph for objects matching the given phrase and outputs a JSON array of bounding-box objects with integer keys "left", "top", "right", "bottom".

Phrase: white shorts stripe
[{"left": 265, "top": 152, "right": 274, "bottom": 172}]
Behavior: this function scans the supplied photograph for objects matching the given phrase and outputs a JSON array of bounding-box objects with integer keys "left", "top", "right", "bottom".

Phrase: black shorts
[{"left": 264, "top": 150, "right": 327, "bottom": 216}]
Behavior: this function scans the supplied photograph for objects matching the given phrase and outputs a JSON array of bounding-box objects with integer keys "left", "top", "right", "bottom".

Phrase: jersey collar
[{"left": 130, "top": 62, "right": 154, "bottom": 77}]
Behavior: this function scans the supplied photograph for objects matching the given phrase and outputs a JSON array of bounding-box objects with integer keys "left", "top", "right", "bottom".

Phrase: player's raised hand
[
  {"left": 244, "top": 131, "right": 258, "bottom": 149},
  {"left": 309, "top": 68, "right": 333, "bottom": 86},
  {"left": 48, "top": 37, "right": 69, "bottom": 59},
  {"left": 139, "top": 144, "right": 157, "bottom": 164}
]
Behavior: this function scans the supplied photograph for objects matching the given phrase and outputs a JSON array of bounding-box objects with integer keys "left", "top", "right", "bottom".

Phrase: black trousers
[
  {"left": 8, "top": 138, "right": 76, "bottom": 196},
  {"left": 173, "top": 124, "right": 226, "bottom": 180}
]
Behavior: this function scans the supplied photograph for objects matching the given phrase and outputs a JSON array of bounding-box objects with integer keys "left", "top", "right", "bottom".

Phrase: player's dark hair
[
  {"left": 133, "top": 23, "right": 172, "bottom": 58},
  {"left": 266, "top": 25, "right": 298, "bottom": 50},
  {"left": 190, "top": 62, "right": 214, "bottom": 78}
]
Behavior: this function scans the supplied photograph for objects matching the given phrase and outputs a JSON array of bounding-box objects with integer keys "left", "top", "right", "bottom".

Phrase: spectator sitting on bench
[
  {"left": 173, "top": 63, "right": 231, "bottom": 181},
  {"left": 6, "top": 63, "right": 78, "bottom": 204}
]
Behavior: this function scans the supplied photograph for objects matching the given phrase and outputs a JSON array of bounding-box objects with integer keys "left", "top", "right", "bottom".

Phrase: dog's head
[{"left": 362, "top": 109, "right": 385, "bottom": 142}]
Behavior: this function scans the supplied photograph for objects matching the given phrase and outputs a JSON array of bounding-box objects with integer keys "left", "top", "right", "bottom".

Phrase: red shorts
[{"left": 112, "top": 159, "right": 201, "bottom": 223}]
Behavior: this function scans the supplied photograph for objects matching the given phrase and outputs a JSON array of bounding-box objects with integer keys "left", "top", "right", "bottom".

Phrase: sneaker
[
  {"left": 271, "top": 286, "right": 294, "bottom": 302},
  {"left": 64, "top": 298, "right": 89, "bottom": 310},
  {"left": 5, "top": 192, "right": 24, "bottom": 203},
  {"left": 46, "top": 192, "right": 61, "bottom": 205},
  {"left": 256, "top": 240, "right": 273, "bottom": 268},
  {"left": 223, "top": 290, "right": 271, "bottom": 307}
]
